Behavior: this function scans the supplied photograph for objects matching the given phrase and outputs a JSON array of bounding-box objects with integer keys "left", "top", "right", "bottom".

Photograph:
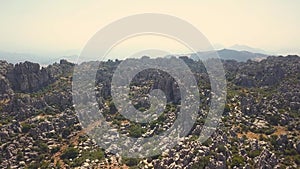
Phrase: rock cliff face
[
  {"left": 6, "top": 61, "right": 52, "bottom": 92},
  {"left": 0, "top": 61, "right": 13, "bottom": 97},
  {"left": 0, "top": 59, "right": 74, "bottom": 93}
]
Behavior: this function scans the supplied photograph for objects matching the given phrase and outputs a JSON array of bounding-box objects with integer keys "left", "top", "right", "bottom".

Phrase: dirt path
[
  {"left": 52, "top": 129, "right": 86, "bottom": 168},
  {"left": 52, "top": 120, "right": 103, "bottom": 168},
  {"left": 52, "top": 120, "right": 131, "bottom": 168}
]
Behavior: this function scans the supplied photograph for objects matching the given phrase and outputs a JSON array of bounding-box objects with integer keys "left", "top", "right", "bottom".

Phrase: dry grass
[
  {"left": 273, "top": 126, "right": 288, "bottom": 136},
  {"left": 0, "top": 98, "right": 10, "bottom": 105},
  {"left": 237, "top": 131, "right": 265, "bottom": 140}
]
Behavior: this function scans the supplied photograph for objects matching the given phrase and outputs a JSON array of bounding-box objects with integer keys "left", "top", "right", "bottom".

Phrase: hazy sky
[{"left": 0, "top": 0, "right": 300, "bottom": 59}]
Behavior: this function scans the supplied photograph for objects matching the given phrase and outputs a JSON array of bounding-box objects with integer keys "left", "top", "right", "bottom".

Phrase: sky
[{"left": 0, "top": 0, "right": 300, "bottom": 61}]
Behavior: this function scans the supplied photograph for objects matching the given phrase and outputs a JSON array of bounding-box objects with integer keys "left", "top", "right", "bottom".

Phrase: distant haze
[{"left": 0, "top": 1, "right": 299, "bottom": 61}]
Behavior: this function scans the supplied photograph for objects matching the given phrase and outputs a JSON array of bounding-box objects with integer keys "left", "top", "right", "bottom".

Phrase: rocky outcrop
[
  {"left": 233, "top": 56, "right": 300, "bottom": 87},
  {"left": 0, "top": 59, "right": 74, "bottom": 93},
  {"left": 255, "top": 149, "right": 279, "bottom": 168},
  {"left": 0, "top": 61, "right": 14, "bottom": 99},
  {"left": 0, "top": 56, "right": 300, "bottom": 168},
  {"left": 6, "top": 61, "right": 52, "bottom": 92}
]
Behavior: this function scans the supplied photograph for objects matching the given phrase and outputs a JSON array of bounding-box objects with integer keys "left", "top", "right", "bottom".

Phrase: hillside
[{"left": 0, "top": 56, "right": 299, "bottom": 168}]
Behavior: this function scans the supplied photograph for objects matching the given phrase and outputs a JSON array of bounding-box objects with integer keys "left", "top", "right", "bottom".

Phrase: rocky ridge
[{"left": 0, "top": 56, "right": 299, "bottom": 168}]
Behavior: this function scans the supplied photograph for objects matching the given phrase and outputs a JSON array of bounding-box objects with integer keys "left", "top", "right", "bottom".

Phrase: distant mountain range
[
  {"left": 0, "top": 51, "right": 78, "bottom": 65},
  {"left": 0, "top": 48, "right": 273, "bottom": 64},
  {"left": 228, "top": 44, "right": 273, "bottom": 55},
  {"left": 189, "top": 49, "right": 269, "bottom": 62}
]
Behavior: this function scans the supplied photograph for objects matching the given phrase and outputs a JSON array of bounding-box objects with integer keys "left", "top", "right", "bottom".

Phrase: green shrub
[
  {"left": 61, "top": 128, "right": 71, "bottom": 138},
  {"left": 122, "top": 157, "right": 140, "bottom": 167},
  {"left": 294, "top": 155, "right": 300, "bottom": 165},
  {"left": 16, "top": 151, "right": 24, "bottom": 161},
  {"left": 240, "top": 124, "right": 249, "bottom": 132},
  {"left": 191, "top": 156, "right": 210, "bottom": 169},
  {"left": 38, "top": 142, "right": 49, "bottom": 153},
  {"left": 71, "top": 149, "right": 104, "bottom": 167},
  {"left": 264, "top": 127, "right": 276, "bottom": 135},
  {"left": 270, "top": 135, "right": 279, "bottom": 148},
  {"left": 21, "top": 123, "right": 33, "bottom": 133},
  {"left": 27, "top": 162, "right": 40, "bottom": 169},
  {"left": 217, "top": 144, "right": 226, "bottom": 153},
  {"left": 282, "top": 156, "right": 293, "bottom": 166},
  {"left": 51, "top": 146, "right": 60, "bottom": 154},
  {"left": 231, "top": 154, "right": 245, "bottom": 167},
  {"left": 284, "top": 148, "right": 297, "bottom": 156},
  {"left": 61, "top": 147, "right": 79, "bottom": 159},
  {"left": 224, "top": 104, "right": 231, "bottom": 113},
  {"left": 230, "top": 145, "right": 239, "bottom": 154},
  {"left": 40, "top": 161, "right": 50, "bottom": 168},
  {"left": 128, "top": 124, "right": 146, "bottom": 138},
  {"left": 202, "top": 138, "right": 212, "bottom": 147},
  {"left": 266, "top": 114, "right": 280, "bottom": 125},
  {"left": 248, "top": 150, "right": 261, "bottom": 158}
]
